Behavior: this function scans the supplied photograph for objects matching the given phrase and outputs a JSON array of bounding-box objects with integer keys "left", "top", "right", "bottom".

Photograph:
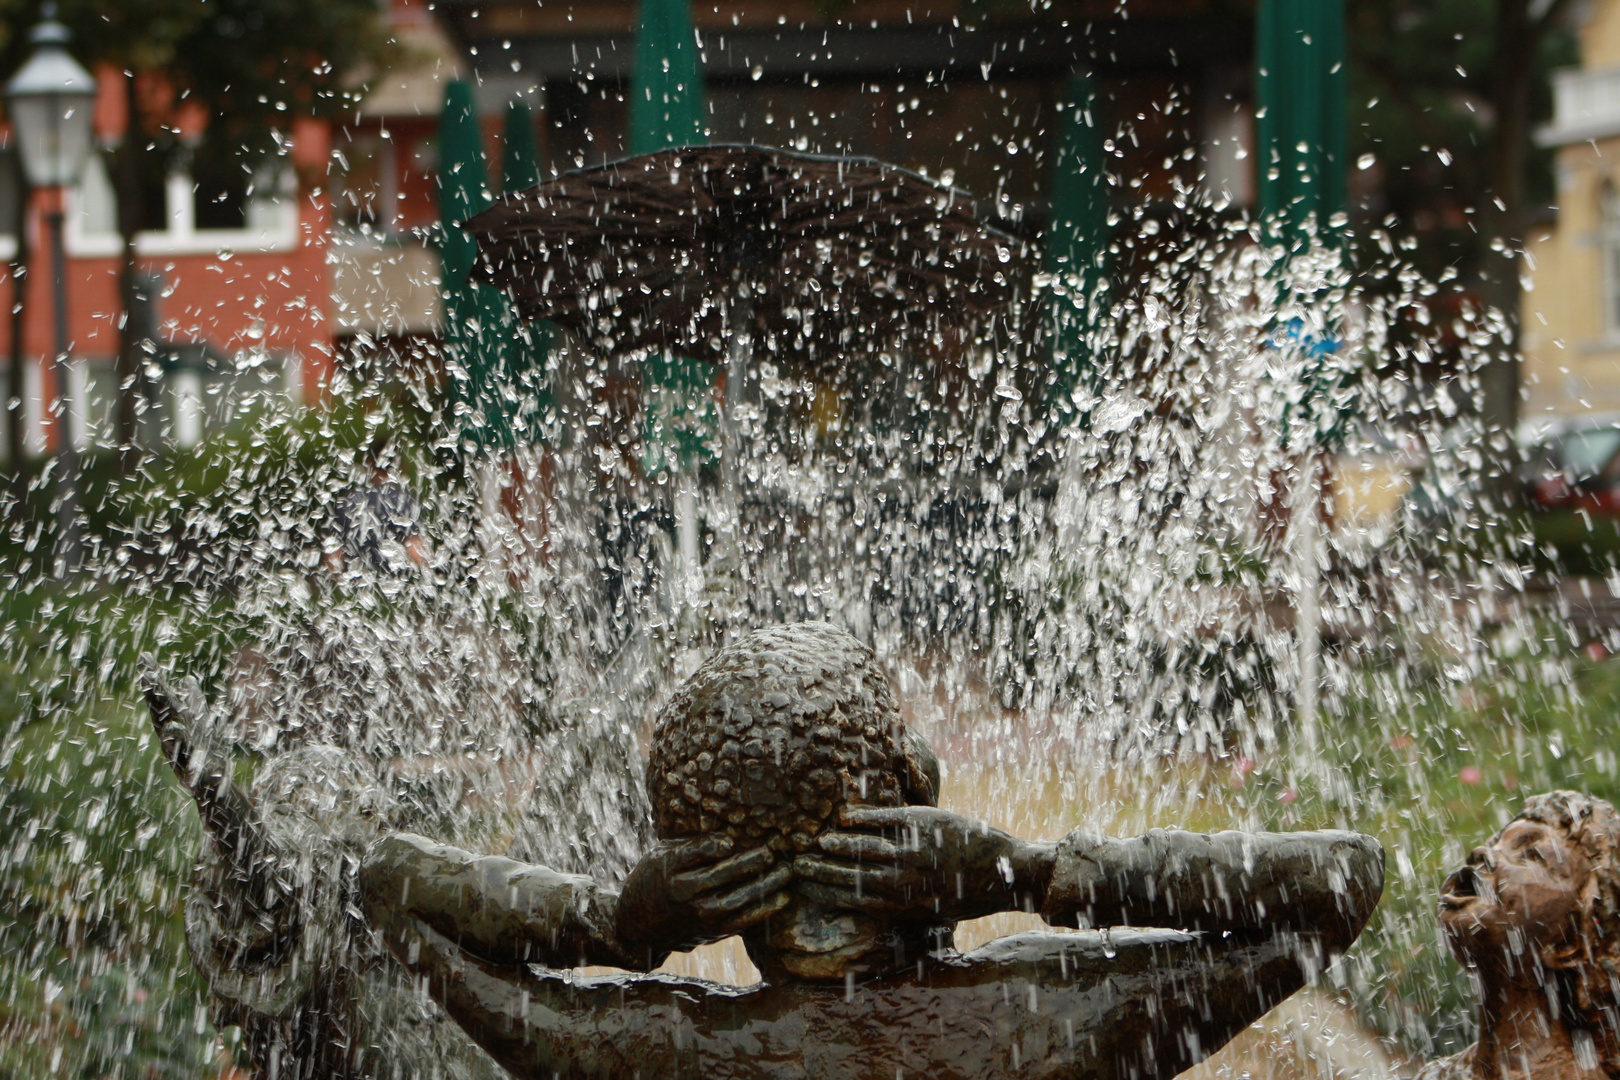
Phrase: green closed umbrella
[
  {"left": 1255, "top": 0, "right": 1352, "bottom": 439},
  {"left": 629, "top": 0, "right": 705, "bottom": 155},
  {"left": 1254, "top": 0, "right": 1349, "bottom": 731},
  {"left": 440, "top": 79, "right": 520, "bottom": 453},
  {"left": 502, "top": 100, "right": 542, "bottom": 190},
  {"left": 630, "top": 0, "right": 714, "bottom": 476},
  {"left": 501, "top": 100, "right": 555, "bottom": 446},
  {"left": 1256, "top": 0, "right": 1347, "bottom": 252},
  {"left": 1044, "top": 71, "right": 1110, "bottom": 422}
]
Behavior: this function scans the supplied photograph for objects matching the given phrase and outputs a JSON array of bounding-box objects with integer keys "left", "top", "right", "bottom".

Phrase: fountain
[
  {"left": 129, "top": 143, "right": 1403, "bottom": 1080},
  {"left": 156, "top": 621, "right": 1382, "bottom": 1080},
  {"left": 0, "top": 127, "right": 1600, "bottom": 1080}
]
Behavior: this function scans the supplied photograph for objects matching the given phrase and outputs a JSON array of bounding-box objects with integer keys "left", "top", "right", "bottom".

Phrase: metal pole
[
  {"left": 716, "top": 282, "right": 756, "bottom": 509},
  {"left": 723, "top": 286, "right": 755, "bottom": 465},
  {"left": 675, "top": 476, "right": 699, "bottom": 595},
  {"left": 1294, "top": 455, "right": 1322, "bottom": 751},
  {"left": 48, "top": 206, "right": 79, "bottom": 576},
  {"left": 705, "top": 284, "right": 755, "bottom": 634}
]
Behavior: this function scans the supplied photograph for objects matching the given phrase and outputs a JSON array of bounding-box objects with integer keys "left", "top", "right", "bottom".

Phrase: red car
[{"left": 1526, "top": 424, "right": 1620, "bottom": 512}]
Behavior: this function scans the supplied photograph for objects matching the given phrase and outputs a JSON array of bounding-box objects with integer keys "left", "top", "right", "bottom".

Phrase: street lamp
[{"left": 6, "top": 6, "right": 98, "bottom": 575}]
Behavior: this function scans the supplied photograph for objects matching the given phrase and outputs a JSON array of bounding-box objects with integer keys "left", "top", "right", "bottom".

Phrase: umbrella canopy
[{"left": 463, "top": 144, "right": 1025, "bottom": 367}]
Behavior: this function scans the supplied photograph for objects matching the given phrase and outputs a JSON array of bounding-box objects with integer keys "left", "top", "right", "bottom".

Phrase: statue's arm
[
  {"left": 795, "top": 806, "right": 1381, "bottom": 953},
  {"left": 360, "top": 833, "right": 647, "bottom": 971},
  {"left": 1040, "top": 828, "right": 1385, "bottom": 952},
  {"left": 925, "top": 831, "right": 1383, "bottom": 1080},
  {"left": 145, "top": 663, "right": 353, "bottom": 1026},
  {"left": 142, "top": 660, "right": 289, "bottom": 916}
]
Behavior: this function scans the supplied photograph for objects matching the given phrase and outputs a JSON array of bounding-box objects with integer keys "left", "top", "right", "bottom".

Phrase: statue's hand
[
  {"left": 615, "top": 836, "right": 792, "bottom": 960},
  {"left": 794, "top": 806, "right": 1053, "bottom": 924}
]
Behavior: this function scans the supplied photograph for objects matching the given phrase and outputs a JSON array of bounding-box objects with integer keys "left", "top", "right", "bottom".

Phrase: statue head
[
  {"left": 647, "top": 622, "right": 939, "bottom": 981},
  {"left": 1440, "top": 790, "right": 1620, "bottom": 1054}
]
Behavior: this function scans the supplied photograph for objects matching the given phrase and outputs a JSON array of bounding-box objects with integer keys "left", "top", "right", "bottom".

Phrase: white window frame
[{"left": 64, "top": 154, "right": 300, "bottom": 258}]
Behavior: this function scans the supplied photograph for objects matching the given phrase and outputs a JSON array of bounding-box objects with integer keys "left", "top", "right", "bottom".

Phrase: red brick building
[
  {"left": 1, "top": 80, "right": 336, "bottom": 455},
  {"left": 0, "top": 0, "right": 1256, "bottom": 459}
]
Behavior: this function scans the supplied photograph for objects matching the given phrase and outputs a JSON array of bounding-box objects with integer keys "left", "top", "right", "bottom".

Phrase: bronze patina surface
[
  {"left": 357, "top": 623, "right": 1385, "bottom": 1080},
  {"left": 148, "top": 623, "right": 1384, "bottom": 1079},
  {"left": 378, "top": 908, "right": 1353, "bottom": 1080},
  {"left": 1419, "top": 791, "right": 1620, "bottom": 1080}
]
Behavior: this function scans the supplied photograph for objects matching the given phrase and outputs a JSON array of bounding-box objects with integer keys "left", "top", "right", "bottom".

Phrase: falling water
[{"left": 0, "top": 170, "right": 1598, "bottom": 1080}]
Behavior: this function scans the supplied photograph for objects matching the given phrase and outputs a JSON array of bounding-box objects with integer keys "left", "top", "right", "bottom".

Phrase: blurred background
[{"left": 3, "top": 1, "right": 1620, "bottom": 1078}]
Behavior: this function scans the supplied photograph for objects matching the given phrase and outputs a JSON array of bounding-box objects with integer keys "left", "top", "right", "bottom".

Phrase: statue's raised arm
[
  {"left": 794, "top": 806, "right": 1382, "bottom": 953},
  {"left": 142, "top": 660, "right": 406, "bottom": 1080},
  {"left": 360, "top": 623, "right": 1385, "bottom": 1080},
  {"left": 360, "top": 829, "right": 794, "bottom": 974},
  {"left": 1041, "top": 826, "right": 1383, "bottom": 947},
  {"left": 143, "top": 660, "right": 285, "bottom": 914}
]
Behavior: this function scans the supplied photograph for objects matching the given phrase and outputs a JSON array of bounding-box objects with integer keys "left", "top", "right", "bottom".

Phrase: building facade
[
  {"left": 1524, "top": 0, "right": 1620, "bottom": 428},
  {"left": 0, "top": 81, "right": 336, "bottom": 458},
  {"left": 1, "top": 0, "right": 1260, "bottom": 461}
]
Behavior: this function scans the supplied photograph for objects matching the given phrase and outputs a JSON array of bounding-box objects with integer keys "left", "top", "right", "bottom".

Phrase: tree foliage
[
  {"left": 1347, "top": 0, "right": 1576, "bottom": 286},
  {"left": 0, "top": 0, "right": 388, "bottom": 158}
]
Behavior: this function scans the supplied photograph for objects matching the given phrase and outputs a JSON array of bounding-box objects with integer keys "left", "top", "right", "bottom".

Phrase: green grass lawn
[
  {"left": 0, "top": 581, "right": 228, "bottom": 1078},
  {"left": 1246, "top": 643, "right": 1620, "bottom": 1056}
]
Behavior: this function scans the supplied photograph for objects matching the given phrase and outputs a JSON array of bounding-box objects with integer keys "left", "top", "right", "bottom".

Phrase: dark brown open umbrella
[{"left": 462, "top": 144, "right": 1025, "bottom": 367}]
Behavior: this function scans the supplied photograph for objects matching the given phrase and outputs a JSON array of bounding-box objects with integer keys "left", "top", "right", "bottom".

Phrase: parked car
[{"left": 1523, "top": 418, "right": 1620, "bottom": 512}]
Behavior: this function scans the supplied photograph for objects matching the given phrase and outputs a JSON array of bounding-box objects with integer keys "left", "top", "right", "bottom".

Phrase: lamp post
[{"left": 6, "top": 7, "right": 97, "bottom": 576}]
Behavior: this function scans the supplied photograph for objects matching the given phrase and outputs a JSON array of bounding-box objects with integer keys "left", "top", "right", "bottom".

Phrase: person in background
[{"left": 327, "top": 443, "right": 430, "bottom": 575}]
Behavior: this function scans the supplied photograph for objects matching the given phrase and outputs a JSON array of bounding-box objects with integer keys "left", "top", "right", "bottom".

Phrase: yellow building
[{"left": 1524, "top": 0, "right": 1620, "bottom": 430}]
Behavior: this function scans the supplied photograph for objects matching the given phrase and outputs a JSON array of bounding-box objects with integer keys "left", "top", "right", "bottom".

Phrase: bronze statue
[
  {"left": 359, "top": 622, "right": 1384, "bottom": 1080},
  {"left": 1421, "top": 791, "right": 1620, "bottom": 1080},
  {"left": 146, "top": 622, "right": 1382, "bottom": 1079},
  {"left": 144, "top": 664, "right": 532, "bottom": 1080}
]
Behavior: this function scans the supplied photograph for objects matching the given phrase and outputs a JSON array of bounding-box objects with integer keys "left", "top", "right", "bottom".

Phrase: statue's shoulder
[{"left": 1414, "top": 1045, "right": 1476, "bottom": 1080}]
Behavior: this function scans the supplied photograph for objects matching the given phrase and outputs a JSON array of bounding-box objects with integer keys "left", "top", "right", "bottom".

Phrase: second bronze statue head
[
  {"left": 1440, "top": 790, "right": 1620, "bottom": 1068},
  {"left": 648, "top": 622, "right": 938, "bottom": 851}
]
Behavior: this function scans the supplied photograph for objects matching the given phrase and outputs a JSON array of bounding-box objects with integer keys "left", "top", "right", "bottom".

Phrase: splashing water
[{"left": 0, "top": 171, "right": 1598, "bottom": 1080}]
